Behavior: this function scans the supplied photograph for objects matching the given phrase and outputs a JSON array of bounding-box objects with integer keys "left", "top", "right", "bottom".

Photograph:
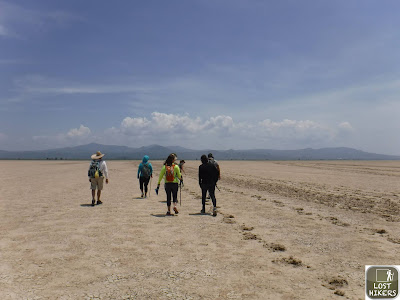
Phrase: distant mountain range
[{"left": 0, "top": 143, "right": 399, "bottom": 160}]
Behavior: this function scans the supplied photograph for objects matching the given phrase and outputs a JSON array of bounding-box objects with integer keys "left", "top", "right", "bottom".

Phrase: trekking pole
[
  {"left": 216, "top": 184, "right": 220, "bottom": 192},
  {"left": 149, "top": 177, "right": 152, "bottom": 197}
]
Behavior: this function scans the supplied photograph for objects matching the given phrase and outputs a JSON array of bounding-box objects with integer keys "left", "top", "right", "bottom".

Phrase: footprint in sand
[
  {"left": 326, "top": 216, "right": 350, "bottom": 227},
  {"left": 273, "top": 200, "right": 285, "bottom": 207},
  {"left": 322, "top": 277, "right": 348, "bottom": 296},
  {"left": 272, "top": 256, "right": 307, "bottom": 268},
  {"left": 240, "top": 224, "right": 254, "bottom": 231},
  {"left": 242, "top": 232, "right": 260, "bottom": 240},
  {"left": 263, "top": 242, "right": 286, "bottom": 252},
  {"left": 222, "top": 214, "right": 236, "bottom": 224},
  {"left": 388, "top": 237, "right": 400, "bottom": 244}
]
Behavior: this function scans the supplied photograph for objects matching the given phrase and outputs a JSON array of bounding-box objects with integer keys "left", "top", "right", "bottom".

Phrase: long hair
[{"left": 165, "top": 154, "right": 175, "bottom": 166}]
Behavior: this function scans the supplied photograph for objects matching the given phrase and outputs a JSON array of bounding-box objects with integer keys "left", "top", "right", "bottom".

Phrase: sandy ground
[{"left": 0, "top": 160, "right": 399, "bottom": 299}]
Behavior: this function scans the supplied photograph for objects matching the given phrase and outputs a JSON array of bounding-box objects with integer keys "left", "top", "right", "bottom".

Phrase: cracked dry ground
[{"left": 1, "top": 160, "right": 399, "bottom": 299}]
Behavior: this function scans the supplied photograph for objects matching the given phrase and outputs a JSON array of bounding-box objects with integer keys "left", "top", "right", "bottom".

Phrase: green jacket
[{"left": 157, "top": 164, "right": 182, "bottom": 184}]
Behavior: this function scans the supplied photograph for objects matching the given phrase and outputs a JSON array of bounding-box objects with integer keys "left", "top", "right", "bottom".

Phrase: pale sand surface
[{"left": 1, "top": 160, "right": 399, "bottom": 299}]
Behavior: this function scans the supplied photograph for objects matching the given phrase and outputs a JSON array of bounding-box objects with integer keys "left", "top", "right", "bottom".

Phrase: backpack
[
  {"left": 165, "top": 164, "right": 175, "bottom": 182},
  {"left": 88, "top": 160, "right": 103, "bottom": 178},
  {"left": 141, "top": 163, "right": 151, "bottom": 178},
  {"left": 209, "top": 158, "right": 220, "bottom": 179}
]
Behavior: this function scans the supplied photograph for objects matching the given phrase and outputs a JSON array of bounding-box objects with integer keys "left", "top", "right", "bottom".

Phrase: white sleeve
[{"left": 101, "top": 161, "right": 109, "bottom": 179}]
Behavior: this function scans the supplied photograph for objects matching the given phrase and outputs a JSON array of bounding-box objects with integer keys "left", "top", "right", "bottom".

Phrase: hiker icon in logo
[
  {"left": 387, "top": 270, "right": 394, "bottom": 282},
  {"left": 366, "top": 266, "right": 399, "bottom": 299}
]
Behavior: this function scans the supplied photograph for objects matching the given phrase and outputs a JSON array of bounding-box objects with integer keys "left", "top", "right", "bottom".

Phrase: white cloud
[
  {"left": 258, "top": 119, "right": 333, "bottom": 142},
  {"left": 204, "top": 115, "right": 234, "bottom": 132},
  {"left": 12, "top": 74, "right": 153, "bottom": 96},
  {"left": 120, "top": 113, "right": 235, "bottom": 137},
  {"left": 105, "top": 113, "right": 353, "bottom": 150},
  {"left": 67, "top": 125, "right": 91, "bottom": 138},
  {"left": 33, "top": 125, "right": 93, "bottom": 148},
  {"left": 338, "top": 121, "right": 354, "bottom": 131}
]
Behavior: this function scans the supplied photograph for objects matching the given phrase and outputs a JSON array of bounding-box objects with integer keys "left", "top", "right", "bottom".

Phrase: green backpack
[{"left": 88, "top": 160, "right": 103, "bottom": 178}]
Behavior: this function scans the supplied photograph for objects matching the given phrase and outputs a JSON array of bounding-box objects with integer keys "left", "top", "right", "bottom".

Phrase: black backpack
[{"left": 141, "top": 163, "right": 151, "bottom": 178}]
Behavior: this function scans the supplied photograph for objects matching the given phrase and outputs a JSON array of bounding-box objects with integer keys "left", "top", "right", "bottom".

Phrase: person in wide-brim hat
[
  {"left": 88, "top": 151, "right": 109, "bottom": 206},
  {"left": 91, "top": 151, "right": 105, "bottom": 160}
]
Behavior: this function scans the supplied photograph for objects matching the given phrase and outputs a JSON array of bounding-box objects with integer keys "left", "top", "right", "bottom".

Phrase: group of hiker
[{"left": 88, "top": 151, "right": 221, "bottom": 216}]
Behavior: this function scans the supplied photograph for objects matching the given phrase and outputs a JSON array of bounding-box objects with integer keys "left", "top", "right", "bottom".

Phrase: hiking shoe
[
  {"left": 201, "top": 208, "right": 206, "bottom": 214},
  {"left": 141, "top": 193, "right": 144, "bottom": 198},
  {"left": 173, "top": 207, "right": 179, "bottom": 214},
  {"left": 91, "top": 199, "right": 95, "bottom": 206},
  {"left": 97, "top": 200, "right": 103, "bottom": 205},
  {"left": 212, "top": 207, "right": 217, "bottom": 216},
  {"left": 166, "top": 211, "right": 172, "bottom": 216}
]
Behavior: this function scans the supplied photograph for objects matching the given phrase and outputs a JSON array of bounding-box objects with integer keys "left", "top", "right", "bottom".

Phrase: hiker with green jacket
[
  {"left": 137, "top": 155, "right": 153, "bottom": 198},
  {"left": 156, "top": 154, "right": 182, "bottom": 216}
]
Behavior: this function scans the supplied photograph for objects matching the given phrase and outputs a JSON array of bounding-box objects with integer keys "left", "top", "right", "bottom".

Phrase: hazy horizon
[{"left": 2, "top": 142, "right": 399, "bottom": 158}]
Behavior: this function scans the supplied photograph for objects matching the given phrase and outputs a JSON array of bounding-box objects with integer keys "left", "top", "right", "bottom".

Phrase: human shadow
[
  {"left": 151, "top": 213, "right": 176, "bottom": 218},
  {"left": 80, "top": 203, "right": 94, "bottom": 207},
  {"left": 189, "top": 212, "right": 210, "bottom": 216}
]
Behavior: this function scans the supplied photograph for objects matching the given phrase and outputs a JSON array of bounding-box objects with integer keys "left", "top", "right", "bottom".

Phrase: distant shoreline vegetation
[{"left": 0, "top": 143, "right": 399, "bottom": 161}]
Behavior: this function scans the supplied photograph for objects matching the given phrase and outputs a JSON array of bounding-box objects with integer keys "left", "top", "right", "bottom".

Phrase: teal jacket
[{"left": 137, "top": 155, "right": 153, "bottom": 178}]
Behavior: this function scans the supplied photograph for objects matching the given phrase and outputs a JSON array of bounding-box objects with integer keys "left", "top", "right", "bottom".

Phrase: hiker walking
[
  {"left": 206, "top": 153, "right": 220, "bottom": 199},
  {"left": 208, "top": 153, "right": 220, "bottom": 180},
  {"left": 137, "top": 155, "right": 153, "bottom": 198},
  {"left": 199, "top": 154, "right": 219, "bottom": 216},
  {"left": 178, "top": 160, "right": 186, "bottom": 174},
  {"left": 88, "top": 151, "right": 109, "bottom": 206},
  {"left": 156, "top": 154, "right": 182, "bottom": 215},
  {"left": 178, "top": 160, "right": 186, "bottom": 188}
]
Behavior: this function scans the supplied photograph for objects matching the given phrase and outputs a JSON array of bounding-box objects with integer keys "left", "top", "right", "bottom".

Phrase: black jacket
[{"left": 199, "top": 162, "right": 219, "bottom": 185}]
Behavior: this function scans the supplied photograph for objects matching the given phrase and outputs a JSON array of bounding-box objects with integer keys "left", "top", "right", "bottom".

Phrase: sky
[{"left": 1, "top": 0, "right": 400, "bottom": 155}]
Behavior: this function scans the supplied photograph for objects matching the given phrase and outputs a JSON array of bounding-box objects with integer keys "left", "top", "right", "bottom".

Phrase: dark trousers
[
  {"left": 165, "top": 182, "right": 178, "bottom": 207},
  {"left": 139, "top": 176, "right": 150, "bottom": 194},
  {"left": 201, "top": 183, "right": 216, "bottom": 208}
]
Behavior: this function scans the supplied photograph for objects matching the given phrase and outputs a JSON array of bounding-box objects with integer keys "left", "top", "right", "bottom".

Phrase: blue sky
[{"left": 1, "top": 0, "right": 400, "bottom": 154}]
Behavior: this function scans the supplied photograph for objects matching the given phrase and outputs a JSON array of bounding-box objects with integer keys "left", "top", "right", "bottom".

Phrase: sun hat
[{"left": 91, "top": 151, "right": 105, "bottom": 160}]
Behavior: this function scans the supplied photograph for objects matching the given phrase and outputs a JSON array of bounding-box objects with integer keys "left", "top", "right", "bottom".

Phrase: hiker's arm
[
  {"left": 137, "top": 164, "right": 141, "bottom": 179},
  {"left": 214, "top": 167, "right": 219, "bottom": 183},
  {"left": 198, "top": 166, "right": 201, "bottom": 186},
  {"left": 157, "top": 166, "right": 165, "bottom": 186},
  {"left": 102, "top": 161, "right": 108, "bottom": 180},
  {"left": 102, "top": 161, "right": 109, "bottom": 183}
]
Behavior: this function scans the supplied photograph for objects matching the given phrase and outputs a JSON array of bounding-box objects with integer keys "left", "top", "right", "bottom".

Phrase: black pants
[
  {"left": 165, "top": 182, "right": 179, "bottom": 207},
  {"left": 201, "top": 183, "right": 216, "bottom": 208},
  {"left": 139, "top": 176, "right": 150, "bottom": 194}
]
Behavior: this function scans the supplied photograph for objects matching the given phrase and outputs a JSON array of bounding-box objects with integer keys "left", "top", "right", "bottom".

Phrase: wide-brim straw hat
[{"left": 91, "top": 151, "right": 105, "bottom": 160}]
